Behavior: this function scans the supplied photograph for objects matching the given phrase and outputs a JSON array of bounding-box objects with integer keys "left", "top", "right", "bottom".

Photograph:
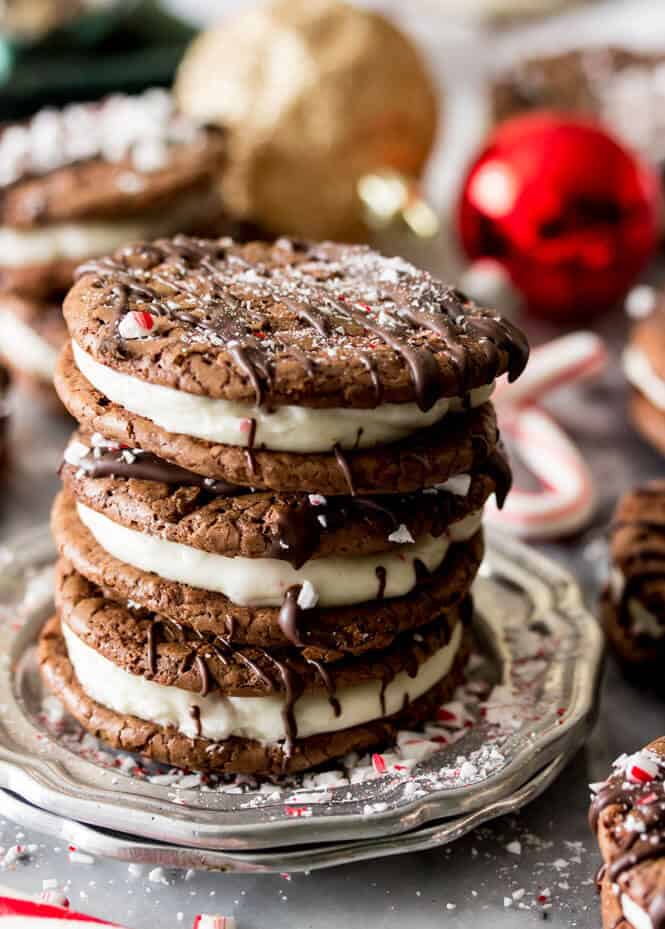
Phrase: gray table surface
[{"left": 0, "top": 305, "right": 662, "bottom": 929}]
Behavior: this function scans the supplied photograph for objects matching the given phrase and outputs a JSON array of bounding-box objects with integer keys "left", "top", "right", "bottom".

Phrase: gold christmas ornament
[{"left": 175, "top": 0, "right": 439, "bottom": 241}]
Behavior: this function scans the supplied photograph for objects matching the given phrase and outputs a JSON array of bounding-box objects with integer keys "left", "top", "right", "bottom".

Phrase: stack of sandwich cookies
[
  {"left": 44, "top": 237, "right": 528, "bottom": 774},
  {"left": 590, "top": 740, "right": 665, "bottom": 929},
  {"left": 624, "top": 296, "right": 665, "bottom": 456},
  {"left": 0, "top": 89, "right": 227, "bottom": 402},
  {"left": 602, "top": 482, "right": 665, "bottom": 674}
]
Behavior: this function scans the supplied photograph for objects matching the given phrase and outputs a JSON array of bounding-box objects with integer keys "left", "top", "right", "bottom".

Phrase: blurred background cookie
[{"left": 601, "top": 482, "right": 665, "bottom": 676}]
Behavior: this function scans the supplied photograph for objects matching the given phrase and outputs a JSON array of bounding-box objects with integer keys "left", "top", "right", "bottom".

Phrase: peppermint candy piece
[
  {"left": 623, "top": 750, "right": 662, "bottom": 784},
  {"left": 118, "top": 311, "right": 155, "bottom": 340},
  {"left": 193, "top": 918, "right": 236, "bottom": 929}
]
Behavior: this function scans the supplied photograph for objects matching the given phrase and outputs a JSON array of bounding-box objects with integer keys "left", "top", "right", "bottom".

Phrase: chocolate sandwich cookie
[
  {"left": 55, "top": 563, "right": 468, "bottom": 696},
  {"left": 624, "top": 301, "right": 665, "bottom": 457},
  {"left": 52, "top": 495, "right": 484, "bottom": 660},
  {"left": 39, "top": 614, "right": 471, "bottom": 775},
  {"left": 56, "top": 343, "right": 503, "bottom": 493},
  {"left": 55, "top": 236, "right": 526, "bottom": 490},
  {"left": 60, "top": 431, "right": 507, "bottom": 561},
  {"left": 0, "top": 292, "right": 67, "bottom": 403},
  {"left": 601, "top": 481, "right": 665, "bottom": 674},
  {"left": 492, "top": 47, "right": 665, "bottom": 170},
  {"left": 0, "top": 90, "right": 228, "bottom": 302},
  {"left": 590, "top": 739, "right": 665, "bottom": 929}
]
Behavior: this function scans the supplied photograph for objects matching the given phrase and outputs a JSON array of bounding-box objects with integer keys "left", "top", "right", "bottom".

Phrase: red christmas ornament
[{"left": 458, "top": 112, "right": 662, "bottom": 321}]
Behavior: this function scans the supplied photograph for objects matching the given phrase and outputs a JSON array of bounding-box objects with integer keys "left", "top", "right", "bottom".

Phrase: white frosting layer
[
  {"left": 62, "top": 620, "right": 462, "bottom": 742},
  {"left": 0, "top": 308, "right": 59, "bottom": 380},
  {"left": 76, "top": 502, "right": 482, "bottom": 608},
  {"left": 0, "top": 189, "right": 215, "bottom": 268},
  {"left": 623, "top": 346, "right": 665, "bottom": 411},
  {"left": 622, "top": 894, "right": 653, "bottom": 929},
  {"left": 72, "top": 341, "right": 495, "bottom": 453}
]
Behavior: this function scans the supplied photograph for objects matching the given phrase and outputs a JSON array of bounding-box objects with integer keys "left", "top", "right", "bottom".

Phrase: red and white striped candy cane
[
  {"left": 0, "top": 890, "right": 121, "bottom": 926},
  {"left": 485, "top": 406, "right": 595, "bottom": 539},
  {"left": 493, "top": 331, "right": 607, "bottom": 408}
]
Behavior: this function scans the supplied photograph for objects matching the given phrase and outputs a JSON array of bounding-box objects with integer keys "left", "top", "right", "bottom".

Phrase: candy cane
[
  {"left": 486, "top": 331, "right": 606, "bottom": 538},
  {"left": 493, "top": 331, "right": 607, "bottom": 407},
  {"left": 0, "top": 894, "right": 119, "bottom": 926},
  {"left": 484, "top": 407, "right": 595, "bottom": 539}
]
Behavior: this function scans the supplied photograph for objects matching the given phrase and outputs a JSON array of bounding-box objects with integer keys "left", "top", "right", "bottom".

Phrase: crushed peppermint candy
[
  {"left": 296, "top": 581, "right": 319, "bottom": 610},
  {"left": 118, "top": 311, "right": 155, "bottom": 340},
  {"left": 388, "top": 524, "right": 415, "bottom": 544},
  {"left": 0, "top": 88, "right": 205, "bottom": 186},
  {"left": 63, "top": 440, "right": 89, "bottom": 467},
  {"left": 622, "top": 749, "right": 662, "bottom": 784}
]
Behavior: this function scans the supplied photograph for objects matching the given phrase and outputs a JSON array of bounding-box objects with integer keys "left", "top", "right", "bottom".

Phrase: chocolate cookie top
[
  {"left": 609, "top": 481, "right": 665, "bottom": 630},
  {"left": 590, "top": 738, "right": 665, "bottom": 929},
  {"left": 65, "top": 236, "right": 528, "bottom": 410},
  {"left": 60, "top": 430, "right": 507, "bottom": 562},
  {"left": 56, "top": 561, "right": 467, "bottom": 698},
  {"left": 0, "top": 90, "right": 226, "bottom": 228}
]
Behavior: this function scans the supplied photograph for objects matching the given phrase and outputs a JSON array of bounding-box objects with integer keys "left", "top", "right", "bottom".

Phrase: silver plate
[
  {"left": 0, "top": 752, "right": 571, "bottom": 873},
  {"left": 0, "top": 525, "right": 603, "bottom": 852}
]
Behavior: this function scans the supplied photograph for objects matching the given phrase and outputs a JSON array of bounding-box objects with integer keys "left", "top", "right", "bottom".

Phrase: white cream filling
[
  {"left": 72, "top": 341, "right": 495, "bottom": 453},
  {"left": 622, "top": 894, "right": 654, "bottom": 929},
  {"left": 623, "top": 346, "right": 665, "bottom": 411},
  {"left": 0, "top": 189, "right": 216, "bottom": 267},
  {"left": 0, "top": 308, "right": 59, "bottom": 380},
  {"left": 62, "top": 620, "right": 462, "bottom": 743},
  {"left": 76, "top": 502, "right": 482, "bottom": 608}
]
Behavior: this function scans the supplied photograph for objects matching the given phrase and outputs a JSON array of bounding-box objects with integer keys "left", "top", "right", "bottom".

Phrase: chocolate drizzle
[
  {"left": 590, "top": 753, "right": 665, "bottom": 929},
  {"left": 65, "top": 436, "right": 503, "bottom": 570},
  {"left": 244, "top": 419, "right": 257, "bottom": 476},
  {"left": 306, "top": 659, "right": 341, "bottom": 717},
  {"left": 72, "top": 443, "right": 246, "bottom": 496},
  {"left": 375, "top": 565, "right": 387, "bottom": 600},
  {"left": 75, "top": 238, "right": 528, "bottom": 415},
  {"left": 189, "top": 705, "right": 202, "bottom": 738},
  {"left": 278, "top": 586, "right": 304, "bottom": 646},
  {"left": 332, "top": 443, "right": 355, "bottom": 495}
]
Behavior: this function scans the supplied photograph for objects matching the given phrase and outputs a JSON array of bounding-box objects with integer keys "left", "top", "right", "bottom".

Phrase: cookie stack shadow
[{"left": 41, "top": 237, "right": 528, "bottom": 775}]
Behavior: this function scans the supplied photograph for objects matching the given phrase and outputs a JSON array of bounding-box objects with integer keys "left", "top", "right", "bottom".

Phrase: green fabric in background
[{"left": 0, "top": 1, "right": 197, "bottom": 119}]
